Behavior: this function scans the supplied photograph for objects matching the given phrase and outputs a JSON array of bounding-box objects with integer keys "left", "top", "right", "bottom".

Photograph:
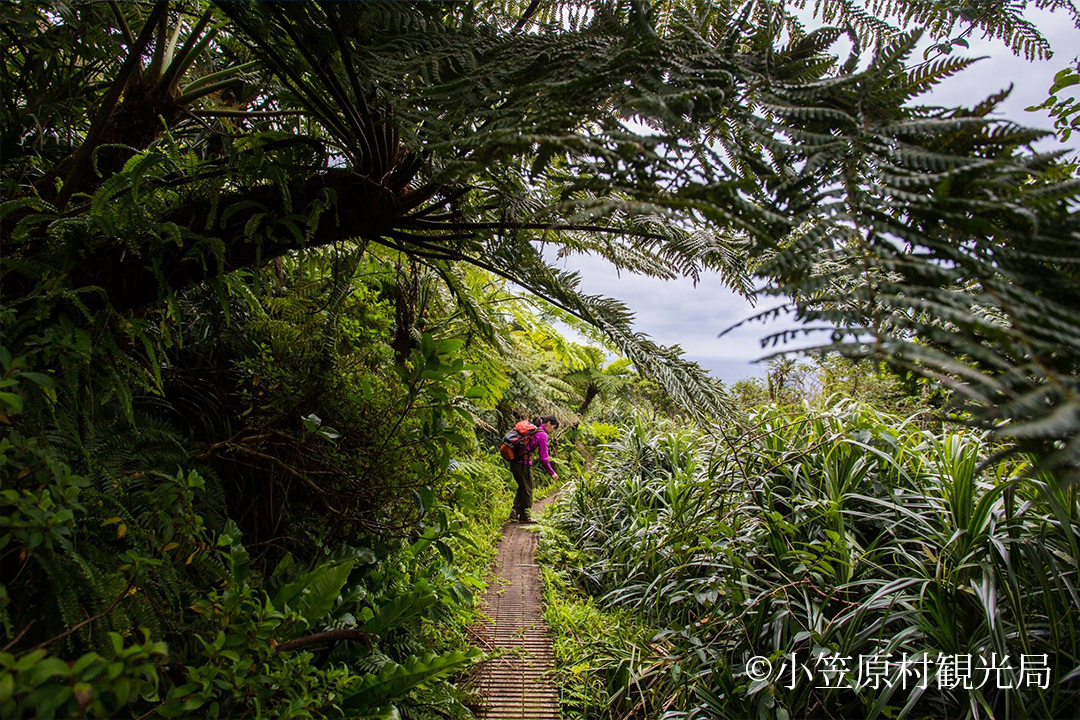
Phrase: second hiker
[{"left": 498, "top": 415, "right": 560, "bottom": 522}]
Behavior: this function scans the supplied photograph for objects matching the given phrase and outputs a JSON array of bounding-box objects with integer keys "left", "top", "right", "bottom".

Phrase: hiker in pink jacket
[{"left": 508, "top": 415, "right": 559, "bottom": 523}]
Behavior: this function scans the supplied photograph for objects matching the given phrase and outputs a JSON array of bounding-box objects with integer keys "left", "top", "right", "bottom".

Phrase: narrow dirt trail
[{"left": 470, "top": 494, "right": 560, "bottom": 720}]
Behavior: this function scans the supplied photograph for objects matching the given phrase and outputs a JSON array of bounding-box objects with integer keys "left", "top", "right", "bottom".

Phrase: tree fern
[{"left": 793, "top": 0, "right": 1080, "bottom": 60}]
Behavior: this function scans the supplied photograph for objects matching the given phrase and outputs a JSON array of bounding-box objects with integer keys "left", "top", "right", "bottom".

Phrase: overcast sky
[{"left": 554, "top": 5, "right": 1080, "bottom": 384}]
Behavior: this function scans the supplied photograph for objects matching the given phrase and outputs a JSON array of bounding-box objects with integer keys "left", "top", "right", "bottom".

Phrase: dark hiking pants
[{"left": 510, "top": 461, "right": 533, "bottom": 518}]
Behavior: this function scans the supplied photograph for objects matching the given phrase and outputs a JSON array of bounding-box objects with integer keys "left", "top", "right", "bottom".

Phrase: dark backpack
[{"left": 499, "top": 420, "right": 537, "bottom": 461}]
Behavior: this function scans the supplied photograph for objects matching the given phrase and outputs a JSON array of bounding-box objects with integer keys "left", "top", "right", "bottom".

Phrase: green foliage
[
  {"left": 1, "top": 228, "right": 604, "bottom": 717},
  {"left": 539, "top": 564, "right": 656, "bottom": 719},
  {"left": 153, "top": 520, "right": 486, "bottom": 720},
  {"left": 3, "top": 2, "right": 1080, "bottom": 718},
  {"left": 0, "top": 303, "right": 515, "bottom": 718},
  {"left": 729, "top": 25, "right": 1080, "bottom": 478},
  {"left": 0, "top": 347, "right": 55, "bottom": 419},
  {"left": 544, "top": 401, "right": 1080, "bottom": 718},
  {"left": 792, "top": 0, "right": 1080, "bottom": 61},
  {"left": 579, "top": 421, "right": 620, "bottom": 445},
  {"left": 271, "top": 559, "right": 355, "bottom": 626},
  {"left": 7, "top": 0, "right": 1079, "bottom": 449},
  {"left": 730, "top": 355, "right": 938, "bottom": 419},
  {"left": 1, "top": 431, "right": 88, "bottom": 558},
  {"left": 342, "top": 649, "right": 484, "bottom": 713},
  {"left": 0, "top": 634, "right": 166, "bottom": 720},
  {"left": 1028, "top": 57, "right": 1080, "bottom": 141}
]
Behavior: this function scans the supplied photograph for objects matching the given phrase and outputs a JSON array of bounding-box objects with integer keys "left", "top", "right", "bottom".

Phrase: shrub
[{"left": 545, "top": 400, "right": 1080, "bottom": 718}]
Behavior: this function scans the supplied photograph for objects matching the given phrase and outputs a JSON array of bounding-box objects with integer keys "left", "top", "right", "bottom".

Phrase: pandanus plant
[{"left": 549, "top": 400, "right": 1080, "bottom": 718}]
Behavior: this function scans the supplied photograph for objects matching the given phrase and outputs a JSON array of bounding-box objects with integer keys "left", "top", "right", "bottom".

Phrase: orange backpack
[{"left": 499, "top": 420, "right": 538, "bottom": 461}]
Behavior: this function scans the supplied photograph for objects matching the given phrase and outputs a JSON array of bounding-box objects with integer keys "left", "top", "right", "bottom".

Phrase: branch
[
  {"left": 0, "top": 621, "right": 35, "bottom": 653},
  {"left": 25, "top": 162, "right": 621, "bottom": 347},
  {"left": 398, "top": 217, "right": 673, "bottom": 243},
  {"left": 25, "top": 585, "right": 133, "bottom": 654},
  {"left": 275, "top": 628, "right": 376, "bottom": 653},
  {"left": 192, "top": 109, "right": 306, "bottom": 118},
  {"left": 54, "top": 2, "right": 167, "bottom": 209},
  {"left": 228, "top": 446, "right": 328, "bottom": 498},
  {"left": 512, "top": 0, "right": 542, "bottom": 34},
  {"left": 374, "top": 236, "right": 595, "bottom": 326},
  {"left": 220, "top": 442, "right": 372, "bottom": 527},
  {"left": 108, "top": 0, "right": 138, "bottom": 48}
]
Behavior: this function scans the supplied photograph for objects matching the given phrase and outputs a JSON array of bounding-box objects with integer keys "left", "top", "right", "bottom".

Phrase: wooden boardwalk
[{"left": 470, "top": 497, "right": 560, "bottom": 720}]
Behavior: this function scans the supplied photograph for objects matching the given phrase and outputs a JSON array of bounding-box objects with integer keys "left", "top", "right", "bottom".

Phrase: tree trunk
[
  {"left": 578, "top": 384, "right": 600, "bottom": 416},
  {"left": 6, "top": 169, "right": 410, "bottom": 314}
]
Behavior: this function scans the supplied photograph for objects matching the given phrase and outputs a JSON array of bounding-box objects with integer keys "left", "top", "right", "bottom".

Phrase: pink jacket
[{"left": 518, "top": 427, "right": 556, "bottom": 476}]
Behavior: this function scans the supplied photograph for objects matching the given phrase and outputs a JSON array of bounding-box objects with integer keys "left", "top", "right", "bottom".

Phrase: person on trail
[{"left": 502, "top": 415, "right": 559, "bottom": 523}]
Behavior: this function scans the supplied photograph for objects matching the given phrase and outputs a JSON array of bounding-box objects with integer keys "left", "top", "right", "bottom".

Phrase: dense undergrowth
[
  {"left": 0, "top": 245, "right": 622, "bottom": 718},
  {"left": 540, "top": 397, "right": 1080, "bottom": 719}
]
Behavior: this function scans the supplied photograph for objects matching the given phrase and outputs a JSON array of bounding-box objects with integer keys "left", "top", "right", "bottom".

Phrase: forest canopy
[
  {"left": 4, "top": 0, "right": 1079, "bottom": 453},
  {"left": 1, "top": 1, "right": 1078, "bottom": 718}
]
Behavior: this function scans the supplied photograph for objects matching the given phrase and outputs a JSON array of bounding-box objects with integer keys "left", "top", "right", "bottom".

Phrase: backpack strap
[{"left": 514, "top": 429, "right": 536, "bottom": 459}]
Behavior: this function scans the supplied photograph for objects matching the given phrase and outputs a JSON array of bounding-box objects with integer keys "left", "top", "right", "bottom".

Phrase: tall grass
[{"left": 542, "top": 399, "right": 1080, "bottom": 718}]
